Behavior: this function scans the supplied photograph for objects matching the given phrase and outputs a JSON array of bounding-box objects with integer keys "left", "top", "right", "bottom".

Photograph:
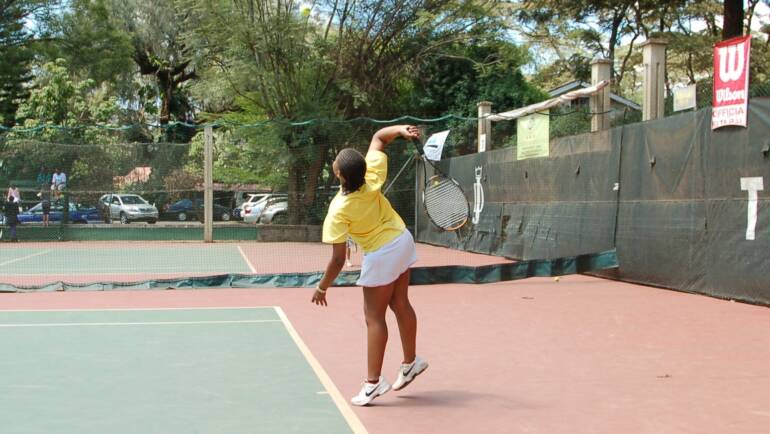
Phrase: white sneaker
[
  {"left": 392, "top": 356, "right": 429, "bottom": 391},
  {"left": 350, "top": 376, "right": 391, "bottom": 406}
]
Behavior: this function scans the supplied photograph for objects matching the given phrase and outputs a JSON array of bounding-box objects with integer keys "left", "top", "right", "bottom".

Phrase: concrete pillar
[
  {"left": 640, "top": 39, "right": 667, "bottom": 121},
  {"left": 477, "top": 101, "right": 492, "bottom": 152},
  {"left": 590, "top": 58, "right": 612, "bottom": 132}
]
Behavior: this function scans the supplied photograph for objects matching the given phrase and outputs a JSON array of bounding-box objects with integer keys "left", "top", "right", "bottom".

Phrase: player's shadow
[{"left": 375, "top": 389, "right": 535, "bottom": 409}]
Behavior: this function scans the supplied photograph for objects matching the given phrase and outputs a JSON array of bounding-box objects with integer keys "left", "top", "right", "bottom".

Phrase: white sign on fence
[{"left": 673, "top": 84, "right": 697, "bottom": 112}]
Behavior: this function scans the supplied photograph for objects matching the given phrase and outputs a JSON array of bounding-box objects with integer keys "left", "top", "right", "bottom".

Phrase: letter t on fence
[{"left": 741, "top": 177, "right": 764, "bottom": 240}]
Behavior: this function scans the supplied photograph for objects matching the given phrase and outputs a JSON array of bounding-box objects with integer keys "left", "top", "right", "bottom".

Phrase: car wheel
[
  {"left": 120, "top": 213, "right": 129, "bottom": 224},
  {"left": 178, "top": 212, "right": 187, "bottom": 221},
  {"left": 272, "top": 212, "right": 288, "bottom": 225},
  {"left": 221, "top": 212, "right": 230, "bottom": 221},
  {"left": 148, "top": 219, "right": 157, "bottom": 224}
]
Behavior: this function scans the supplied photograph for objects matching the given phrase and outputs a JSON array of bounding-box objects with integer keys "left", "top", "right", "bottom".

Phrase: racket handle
[{"left": 411, "top": 138, "right": 425, "bottom": 155}]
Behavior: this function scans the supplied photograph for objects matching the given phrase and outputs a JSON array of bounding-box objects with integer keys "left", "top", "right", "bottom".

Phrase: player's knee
[{"left": 388, "top": 297, "right": 410, "bottom": 314}]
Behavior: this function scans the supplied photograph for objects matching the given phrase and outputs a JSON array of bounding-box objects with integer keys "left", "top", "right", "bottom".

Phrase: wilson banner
[{"left": 712, "top": 35, "right": 751, "bottom": 129}]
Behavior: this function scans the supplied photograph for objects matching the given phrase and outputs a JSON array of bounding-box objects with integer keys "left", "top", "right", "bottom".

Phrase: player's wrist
[{"left": 315, "top": 284, "right": 327, "bottom": 294}]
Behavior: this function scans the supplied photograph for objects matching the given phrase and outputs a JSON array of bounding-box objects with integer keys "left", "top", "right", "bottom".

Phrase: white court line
[
  {"left": 0, "top": 319, "right": 282, "bottom": 328},
  {"left": 237, "top": 245, "right": 257, "bottom": 273},
  {"left": 274, "top": 306, "right": 368, "bottom": 434},
  {"left": 0, "top": 250, "right": 52, "bottom": 268},
  {"left": 0, "top": 307, "right": 276, "bottom": 312},
  {"left": 0, "top": 271, "right": 245, "bottom": 276}
]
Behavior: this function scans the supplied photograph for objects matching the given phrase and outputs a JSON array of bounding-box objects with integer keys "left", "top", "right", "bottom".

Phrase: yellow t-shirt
[{"left": 322, "top": 150, "right": 405, "bottom": 252}]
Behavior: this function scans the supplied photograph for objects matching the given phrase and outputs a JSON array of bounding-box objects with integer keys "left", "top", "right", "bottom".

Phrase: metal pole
[
  {"left": 204, "top": 125, "right": 214, "bottom": 242},
  {"left": 477, "top": 101, "right": 492, "bottom": 152}
]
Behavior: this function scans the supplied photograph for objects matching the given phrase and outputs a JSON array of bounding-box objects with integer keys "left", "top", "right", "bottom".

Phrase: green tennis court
[
  {"left": 0, "top": 307, "right": 358, "bottom": 434},
  {"left": 0, "top": 245, "right": 253, "bottom": 275}
]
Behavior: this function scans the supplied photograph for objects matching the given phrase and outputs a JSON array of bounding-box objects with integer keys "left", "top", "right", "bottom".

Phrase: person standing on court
[
  {"left": 40, "top": 188, "right": 52, "bottom": 227},
  {"left": 4, "top": 195, "right": 20, "bottom": 242},
  {"left": 312, "top": 125, "right": 429, "bottom": 406}
]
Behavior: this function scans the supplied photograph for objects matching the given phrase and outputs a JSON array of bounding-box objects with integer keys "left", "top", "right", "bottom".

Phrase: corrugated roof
[{"left": 548, "top": 80, "right": 642, "bottom": 111}]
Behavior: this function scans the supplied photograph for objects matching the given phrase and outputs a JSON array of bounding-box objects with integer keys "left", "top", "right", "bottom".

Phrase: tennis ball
[{"left": 553, "top": 277, "right": 560, "bottom": 282}]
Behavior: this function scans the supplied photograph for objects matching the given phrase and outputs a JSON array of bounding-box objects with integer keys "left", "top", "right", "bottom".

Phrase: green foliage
[
  {"left": 1, "top": 59, "right": 125, "bottom": 189},
  {"left": 0, "top": 0, "right": 37, "bottom": 127},
  {"left": 406, "top": 38, "right": 548, "bottom": 154},
  {"left": 186, "top": 123, "right": 289, "bottom": 190},
  {"left": 45, "top": 0, "right": 134, "bottom": 86}
]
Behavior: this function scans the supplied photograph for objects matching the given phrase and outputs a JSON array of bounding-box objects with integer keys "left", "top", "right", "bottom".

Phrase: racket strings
[{"left": 424, "top": 177, "right": 469, "bottom": 230}]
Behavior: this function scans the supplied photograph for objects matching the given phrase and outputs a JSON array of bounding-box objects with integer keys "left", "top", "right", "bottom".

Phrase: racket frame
[{"left": 412, "top": 139, "right": 470, "bottom": 231}]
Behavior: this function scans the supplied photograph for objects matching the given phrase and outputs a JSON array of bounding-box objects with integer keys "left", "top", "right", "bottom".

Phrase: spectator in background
[
  {"left": 51, "top": 168, "right": 67, "bottom": 200},
  {"left": 36, "top": 166, "right": 50, "bottom": 192},
  {"left": 6, "top": 183, "right": 20, "bottom": 204},
  {"left": 3, "top": 195, "right": 20, "bottom": 242}
]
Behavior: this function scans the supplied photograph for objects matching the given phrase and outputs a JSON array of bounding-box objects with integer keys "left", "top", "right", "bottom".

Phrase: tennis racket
[{"left": 412, "top": 137, "right": 469, "bottom": 231}]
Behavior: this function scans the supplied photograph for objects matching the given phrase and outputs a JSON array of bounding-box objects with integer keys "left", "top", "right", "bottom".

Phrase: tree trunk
[
  {"left": 722, "top": 0, "right": 744, "bottom": 40},
  {"left": 302, "top": 141, "right": 330, "bottom": 221},
  {"left": 287, "top": 148, "right": 303, "bottom": 225}
]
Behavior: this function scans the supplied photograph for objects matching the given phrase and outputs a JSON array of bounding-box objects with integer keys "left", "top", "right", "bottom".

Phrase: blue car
[{"left": 17, "top": 200, "right": 102, "bottom": 224}]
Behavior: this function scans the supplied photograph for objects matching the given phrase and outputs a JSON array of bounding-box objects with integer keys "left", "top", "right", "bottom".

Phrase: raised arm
[{"left": 368, "top": 125, "right": 421, "bottom": 152}]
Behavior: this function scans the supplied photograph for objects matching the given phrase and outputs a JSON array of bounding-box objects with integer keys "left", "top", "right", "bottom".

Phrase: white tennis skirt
[{"left": 356, "top": 230, "right": 418, "bottom": 287}]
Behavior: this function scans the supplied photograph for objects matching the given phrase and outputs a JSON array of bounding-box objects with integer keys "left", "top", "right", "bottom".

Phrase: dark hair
[{"left": 336, "top": 148, "right": 366, "bottom": 194}]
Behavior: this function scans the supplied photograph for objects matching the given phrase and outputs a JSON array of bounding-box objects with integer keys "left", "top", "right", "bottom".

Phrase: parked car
[
  {"left": 161, "top": 199, "right": 232, "bottom": 222},
  {"left": 98, "top": 194, "right": 158, "bottom": 224},
  {"left": 242, "top": 194, "right": 287, "bottom": 223},
  {"left": 258, "top": 199, "right": 288, "bottom": 224},
  {"left": 17, "top": 200, "right": 102, "bottom": 224},
  {"left": 233, "top": 193, "right": 270, "bottom": 220}
]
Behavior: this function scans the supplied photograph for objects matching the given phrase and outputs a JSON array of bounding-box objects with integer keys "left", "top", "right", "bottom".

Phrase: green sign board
[{"left": 517, "top": 111, "right": 550, "bottom": 160}]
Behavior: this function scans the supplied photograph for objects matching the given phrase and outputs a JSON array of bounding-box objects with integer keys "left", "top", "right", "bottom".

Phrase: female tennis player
[{"left": 312, "top": 125, "right": 429, "bottom": 406}]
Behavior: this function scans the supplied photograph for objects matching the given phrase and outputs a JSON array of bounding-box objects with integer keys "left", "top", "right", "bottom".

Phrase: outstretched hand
[{"left": 400, "top": 125, "right": 421, "bottom": 141}]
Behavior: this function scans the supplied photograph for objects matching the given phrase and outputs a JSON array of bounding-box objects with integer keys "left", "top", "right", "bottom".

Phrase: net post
[
  {"left": 204, "top": 125, "right": 214, "bottom": 242},
  {"left": 477, "top": 101, "right": 492, "bottom": 152}
]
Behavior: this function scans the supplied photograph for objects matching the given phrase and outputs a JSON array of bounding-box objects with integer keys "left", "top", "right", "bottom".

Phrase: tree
[
  {"left": 0, "top": 0, "right": 44, "bottom": 127},
  {"left": 185, "top": 0, "right": 506, "bottom": 223},
  {"left": 407, "top": 37, "right": 547, "bottom": 152},
  {"left": 516, "top": 0, "right": 641, "bottom": 86},
  {"left": 109, "top": 0, "right": 198, "bottom": 130},
  {"left": 3, "top": 59, "right": 127, "bottom": 193},
  {"left": 46, "top": 0, "right": 134, "bottom": 87}
]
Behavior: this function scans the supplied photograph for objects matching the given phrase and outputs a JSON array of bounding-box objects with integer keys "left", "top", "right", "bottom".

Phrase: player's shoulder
[{"left": 366, "top": 148, "right": 387, "bottom": 158}]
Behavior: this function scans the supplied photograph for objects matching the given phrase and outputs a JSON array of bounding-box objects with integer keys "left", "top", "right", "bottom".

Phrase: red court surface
[{"left": 2, "top": 275, "right": 769, "bottom": 434}]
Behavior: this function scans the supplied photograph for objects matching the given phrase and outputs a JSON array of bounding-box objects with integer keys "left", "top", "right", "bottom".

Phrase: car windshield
[
  {"left": 120, "top": 195, "right": 146, "bottom": 205},
  {"left": 173, "top": 199, "right": 192, "bottom": 207}
]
